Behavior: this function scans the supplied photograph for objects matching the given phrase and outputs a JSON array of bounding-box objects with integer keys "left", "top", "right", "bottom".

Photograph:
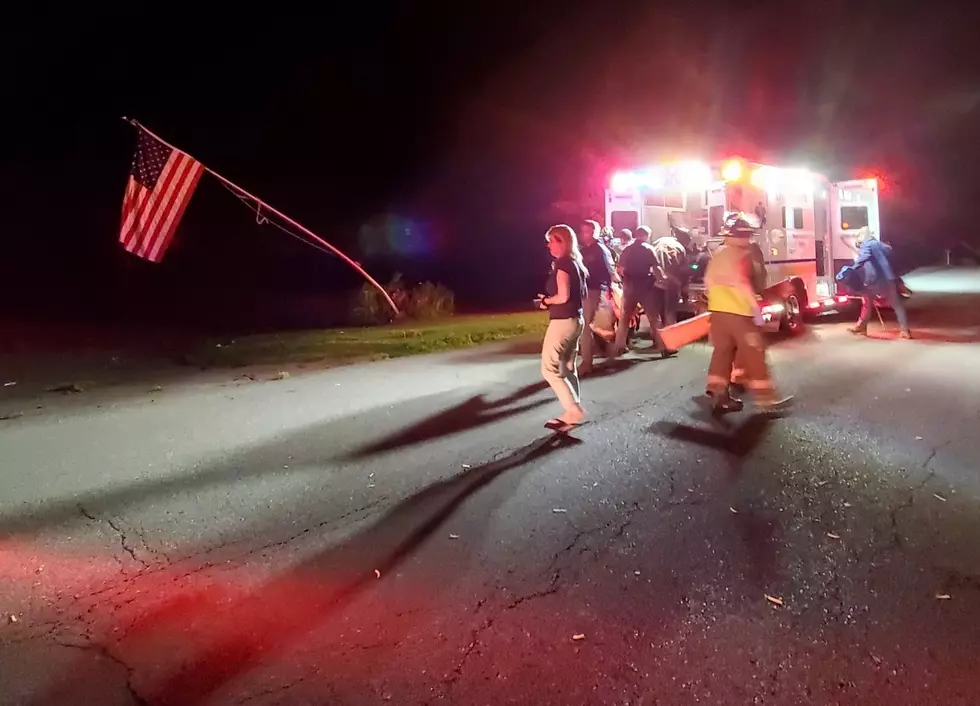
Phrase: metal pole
[{"left": 121, "top": 117, "right": 400, "bottom": 317}]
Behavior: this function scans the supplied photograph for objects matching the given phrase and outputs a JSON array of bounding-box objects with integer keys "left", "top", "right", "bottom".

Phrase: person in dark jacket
[
  {"left": 578, "top": 220, "right": 617, "bottom": 374},
  {"left": 846, "top": 232, "right": 912, "bottom": 339},
  {"left": 613, "top": 226, "right": 671, "bottom": 357}
]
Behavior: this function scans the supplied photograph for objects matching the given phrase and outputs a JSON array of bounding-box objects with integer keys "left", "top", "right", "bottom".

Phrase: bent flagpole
[{"left": 120, "top": 117, "right": 400, "bottom": 316}]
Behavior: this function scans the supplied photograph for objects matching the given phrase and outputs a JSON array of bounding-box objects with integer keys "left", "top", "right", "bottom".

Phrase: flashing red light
[
  {"left": 807, "top": 301, "right": 822, "bottom": 310},
  {"left": 858, "top": 172, "right": 888, "bottom": 193}
]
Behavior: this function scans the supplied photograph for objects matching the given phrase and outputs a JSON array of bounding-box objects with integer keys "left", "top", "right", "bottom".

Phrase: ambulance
[{"left": 604, "top": 158, "right": 881, "bottom": 330}]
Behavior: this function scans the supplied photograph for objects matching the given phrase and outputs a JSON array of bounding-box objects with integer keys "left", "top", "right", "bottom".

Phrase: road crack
[
  {"left": 78, "top": 504, "right": 149, "bottom": 571},
  {"left": 54, "top": 638, "right": 148, "bottom": 706},
  {"left": 445, "top": 503, "right": 642, "bottom": 693},
  {"left": 507, "top": 570, "right": 563, "bottom": 610},
  {"left": 444, "top": 616, "right": 495, "bottom": 689},
  {"left": 888, "top": 469, "right": 936, "bottom": 549},
  {"left": 105, "top": 516, "right": 150, "bottom": 570},
  {"left": 143, "top": 496, "right": 392, "bottom": 589},
  {"left": 133, "top": 522, "right": 170, "bottom": 563}
]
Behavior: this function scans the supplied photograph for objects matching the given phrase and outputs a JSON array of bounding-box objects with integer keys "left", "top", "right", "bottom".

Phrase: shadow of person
[
  {"left": 650, "top": 411, "right": 775, "bottom": 461},
  {"left": 449, "top": 337, "right": 545, "bottom": 363},
  {"left": 346, "top": 381, "right": 552, "bottom": 459},
  {"left": 0, "top": 368, "right": 620, "bottom": 538},
  {"left": 581, "top": 356, "right": 645, "bottom": 378},
  {"left": 28, "top": 433, "right": 581, "bottom": 706},
  {"left": 348, "top": 356, "right": 642, "bottom": 460}
]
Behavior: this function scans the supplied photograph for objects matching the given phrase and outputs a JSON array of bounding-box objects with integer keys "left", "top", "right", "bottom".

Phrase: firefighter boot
[
  {"left": 848, "top": 322, "right": 868, "bottom": 336},
  {"left": 706, "top": 386, "right": 743, "bottom": 414},
  {"left": 754, "top": 389, "right": 794, "bottom": 413}
]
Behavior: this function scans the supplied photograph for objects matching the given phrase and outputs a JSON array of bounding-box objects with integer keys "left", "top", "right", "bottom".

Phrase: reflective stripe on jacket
[{"left": 705, "top": 244, "right": 760, "bottom": 318}]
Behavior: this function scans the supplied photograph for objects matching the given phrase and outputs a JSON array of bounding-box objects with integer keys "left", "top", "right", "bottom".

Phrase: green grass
[{"left": 185, "top": 312, "right": 550, "bottom": 369}]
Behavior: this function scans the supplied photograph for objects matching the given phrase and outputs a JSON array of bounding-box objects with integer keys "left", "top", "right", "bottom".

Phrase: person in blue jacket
[{"left": 837, "top": 231, "right": 911, "bottom": 339}]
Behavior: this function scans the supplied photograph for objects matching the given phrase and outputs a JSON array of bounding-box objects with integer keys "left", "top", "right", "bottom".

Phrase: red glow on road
[{"left": 0, "top": 539, "right": 450, "bottom": 704}]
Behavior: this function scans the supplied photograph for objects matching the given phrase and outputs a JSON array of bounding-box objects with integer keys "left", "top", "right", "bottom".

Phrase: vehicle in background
[{"left": 603, "top": 159, "right": 882, "bottom": 332}]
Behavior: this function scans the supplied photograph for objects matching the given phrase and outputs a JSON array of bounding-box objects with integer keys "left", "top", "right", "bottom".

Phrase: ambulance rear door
[
  {"left": 830, "top": 178, "right": 881, "bottom": 279},
  {"left": 605, "top": 188, "right": 642, "bottom": 235}
]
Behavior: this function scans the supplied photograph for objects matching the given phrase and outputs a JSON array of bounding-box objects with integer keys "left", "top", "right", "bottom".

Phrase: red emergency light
[{"left": 857, "top": 170, "right": 888, "bottom": 193}]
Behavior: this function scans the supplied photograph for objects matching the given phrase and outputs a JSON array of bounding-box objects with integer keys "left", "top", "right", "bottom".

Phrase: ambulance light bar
[
  {"left": 749, "top": 165, "right": 815, "bottom": 192},
  {"left": 611, "top": 159, "right": 827, "bottom": 194},
  {"left": 610, "top": 161, "right": 713, "bottom": 192}
]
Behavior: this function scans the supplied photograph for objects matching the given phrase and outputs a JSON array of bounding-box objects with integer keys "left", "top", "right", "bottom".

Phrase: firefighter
[
  {"left": 704, "top": 212, "right": 791, "bottom": 413},
  {"left": 729, "top": 228, "right": 768, "bottom": 388}
]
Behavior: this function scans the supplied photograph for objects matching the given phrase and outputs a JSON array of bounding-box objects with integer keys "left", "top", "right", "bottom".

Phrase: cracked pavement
[{"left": 1, "top": 268, "right": 980, "bottom": 705}]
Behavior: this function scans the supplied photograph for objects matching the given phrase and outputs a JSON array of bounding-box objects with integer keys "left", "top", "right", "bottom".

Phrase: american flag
[{"left": 119, "top": 128, "right": 204, "bottom": 262}]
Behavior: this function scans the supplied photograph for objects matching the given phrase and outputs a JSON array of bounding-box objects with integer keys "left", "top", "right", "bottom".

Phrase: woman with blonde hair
[{"left": 535, "top": 224, "right": 590, "bottom": 431}]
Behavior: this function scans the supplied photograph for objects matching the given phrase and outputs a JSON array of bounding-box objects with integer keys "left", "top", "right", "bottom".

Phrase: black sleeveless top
[{"left": 546, "top": 256, "right": 587, "bottom": 320}]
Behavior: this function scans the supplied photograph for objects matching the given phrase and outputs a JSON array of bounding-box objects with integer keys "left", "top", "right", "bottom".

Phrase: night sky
[{"left": 3, "top": 4, "right": 979, "bottom": 333}]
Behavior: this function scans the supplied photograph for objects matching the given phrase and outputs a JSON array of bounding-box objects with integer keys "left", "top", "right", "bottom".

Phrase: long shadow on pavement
[
  {"left": 27, "top": 432, "right": 582, "bottom": 706},
  {"left": 651, "top": 409, "right": 788, "bottom": 595},
  {"left": 0, "top": 366, "right": 621, "bottom": 536},
  {"left": 650, "top": 410, "right": 775, "bottom": 462},
  {"left": 448, "top": 336, "right": 544, "bottom": 363},
  {"left": 0, "top": 351, "right": 865, "bottom": 538},
  {"left": 346, "top": 357, "right": 642, "bottom": 460},
  {"left": 345, "top": 382, "right": 552, "bottom": 460}
]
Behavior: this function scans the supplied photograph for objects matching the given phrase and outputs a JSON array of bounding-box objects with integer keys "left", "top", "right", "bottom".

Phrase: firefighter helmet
[{"left": 718, "top": 211, "right": 762, "bottom": 238}]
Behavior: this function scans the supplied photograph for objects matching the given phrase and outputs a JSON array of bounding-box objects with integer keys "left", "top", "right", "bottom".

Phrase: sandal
[{"left": 545, "top": 416, "right": 587, "bottom": 433}]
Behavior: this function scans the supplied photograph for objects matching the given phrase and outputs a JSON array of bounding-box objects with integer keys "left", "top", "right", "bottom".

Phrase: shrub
[
  {"left": 407, "top": 281, "right": 455, "bottom": 320},
  {"left": 351, "top": 283, "right": 392, "bottom": 325},
  {"left": 350, "top": 273, "right": 455, "bottom": 325}
]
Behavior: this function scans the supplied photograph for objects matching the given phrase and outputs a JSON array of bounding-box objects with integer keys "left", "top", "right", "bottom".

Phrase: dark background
[{"left": 3, "top": 3, "right": 979, "bottom": 340}]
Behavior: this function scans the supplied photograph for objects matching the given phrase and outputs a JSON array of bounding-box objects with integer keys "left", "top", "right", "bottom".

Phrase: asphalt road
[{"left": 1, "top": 268, "right": 980, "bottom": 706}]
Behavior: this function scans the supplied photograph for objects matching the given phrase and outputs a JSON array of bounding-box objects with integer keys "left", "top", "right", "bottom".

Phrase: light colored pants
[
  {"left": 579, "top": 288, "right": 603, "bottom": 367},
  {"left": 541, "top": 317, "right": 584, "bottom": 414}
]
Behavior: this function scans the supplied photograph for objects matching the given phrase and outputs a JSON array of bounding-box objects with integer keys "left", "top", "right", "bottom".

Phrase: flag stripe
[
  {"left": 122, "top": 183, "right": 153, "bottom": 253},
  {"left": 135, "top": 153, "right": 192, "bottom": 259},
  {"left": 122, "top": 153, "right": 170, "bottom": 251},
  {"left": 126, "top": 151, "right": 185, "bottom": 256},
  {"left": 119, "top": 129, "right": 202, "bottom": 262},
  {"left": 120, "top": 178, "right": 147, "bottom": 251},
  {"left": 147, "top": 161, "right": 204, "bottom": 262}
]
